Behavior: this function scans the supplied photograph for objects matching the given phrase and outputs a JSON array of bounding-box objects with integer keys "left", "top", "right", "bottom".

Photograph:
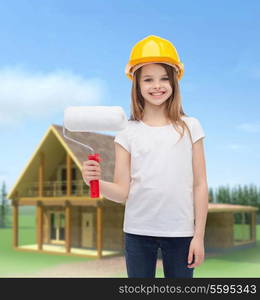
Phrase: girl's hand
[
  {"left": 187, "top": 236, "right": 205, "bottom": 268},
  {"left": 82, "top": 160, "right": 102, "bottom": 186}
]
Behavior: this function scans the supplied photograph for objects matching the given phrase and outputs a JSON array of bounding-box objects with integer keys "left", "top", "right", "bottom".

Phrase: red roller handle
[{"left": 87, "top": 153, "right": 101, "bottom": 198}]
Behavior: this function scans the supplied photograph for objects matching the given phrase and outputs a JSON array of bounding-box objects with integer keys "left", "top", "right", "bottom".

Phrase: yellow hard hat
[{"left": 125, "top": 35, "right": 184, "bottom": 80}]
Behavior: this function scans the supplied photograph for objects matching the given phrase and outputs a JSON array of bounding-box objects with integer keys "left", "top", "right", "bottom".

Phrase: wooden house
[
  {"left": 7, "top": 124, "right": 125, "bottom": 258},
  {"left": 7, "top": 125, "right": 258, "bottom": 258},
  {"left": 205, "top": 203, "right": 258, "bottom": 254}
]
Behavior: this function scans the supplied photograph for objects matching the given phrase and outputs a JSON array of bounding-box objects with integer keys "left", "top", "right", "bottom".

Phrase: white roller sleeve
[{"left": 64, "top": 106, "right": 128, "bottom": 132}]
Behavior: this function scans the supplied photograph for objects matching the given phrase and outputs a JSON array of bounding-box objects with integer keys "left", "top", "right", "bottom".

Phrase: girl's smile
[{"left": 149, "top": 91, "right": 166, "bottom": 97}]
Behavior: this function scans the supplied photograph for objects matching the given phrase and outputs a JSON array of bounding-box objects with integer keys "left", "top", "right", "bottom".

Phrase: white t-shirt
[{"left": 114, "top": 116, "right": 205, "bottom": 237}]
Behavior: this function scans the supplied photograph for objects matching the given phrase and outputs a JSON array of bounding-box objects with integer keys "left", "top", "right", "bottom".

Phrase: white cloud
[
  {"left": 0, "top": 66, "right": 107, "bottom": 127},
  {"left": 237, "top": 122, "right": 260, "bottom": 133}
]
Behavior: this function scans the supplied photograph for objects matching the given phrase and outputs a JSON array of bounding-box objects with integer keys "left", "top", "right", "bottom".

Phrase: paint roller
[{"left": 63, "top": 106, "right": 128, "bottom": 198}]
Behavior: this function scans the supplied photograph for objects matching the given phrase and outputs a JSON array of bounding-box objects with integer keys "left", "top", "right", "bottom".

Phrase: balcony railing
[{"left": 26, "top": 180, "right": 89, "bottom": 197}]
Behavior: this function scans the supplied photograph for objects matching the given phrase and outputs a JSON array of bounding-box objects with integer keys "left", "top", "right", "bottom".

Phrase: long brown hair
[{"left": 129, "top": 63, "right": 192, "bottom": 143}]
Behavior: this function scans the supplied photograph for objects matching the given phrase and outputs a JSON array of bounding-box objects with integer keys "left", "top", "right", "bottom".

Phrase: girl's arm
[
  {"left": 99, "top": 142, "right": 131, "bottom": 203},
  {"left": 81, "top": 143, "right": 131, "bottom": 203},
  {"left": 99, "top": 180, "right": 128, "bottom": 203},
  {"left": 192, "top": 138, "right": 209, "bottom": 239},
  {"left": 187, "top": 138, "right": 208, "bottom": 268}
]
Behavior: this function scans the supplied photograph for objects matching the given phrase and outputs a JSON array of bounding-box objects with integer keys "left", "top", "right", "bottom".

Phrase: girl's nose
[{"left": 153, "top": 81, "right": 161, "bottom": 89}]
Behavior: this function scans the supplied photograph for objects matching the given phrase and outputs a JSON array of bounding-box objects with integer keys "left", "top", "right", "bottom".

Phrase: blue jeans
[{"left": 124, "top": 232, "right": 194, "bottom": 278}]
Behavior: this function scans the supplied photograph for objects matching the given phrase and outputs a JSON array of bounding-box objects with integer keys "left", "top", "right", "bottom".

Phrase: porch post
[
  {"left": 65, "top": 201, "right": 72, "bottom": 253},
  {"left": 96, "top": 204, "right": 103, "bottom": 258},
  {"left": 251, "top": 211, "right": 256, "bottom": 241},
  {"left": 66, "top": 154, "right": 72, "bottom": 196},
  {"left": 36, "top": 201, "right": 43, "bottom": 250},
  {"left": 13, "top": 200, "right": 19, "bottom": 248},
  {"left": 38, "top": 152, "right": 45, "bottom": 197}
]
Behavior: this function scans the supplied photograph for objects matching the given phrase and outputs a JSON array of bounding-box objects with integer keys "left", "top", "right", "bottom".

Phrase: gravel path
[{"left": 9, "top": 256, "right": 164, "bottom": 278}]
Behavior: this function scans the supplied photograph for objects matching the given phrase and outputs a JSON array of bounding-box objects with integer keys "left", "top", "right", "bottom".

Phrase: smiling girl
[{"left": 82, "top": 35, "right": 208, "bottom": 278}]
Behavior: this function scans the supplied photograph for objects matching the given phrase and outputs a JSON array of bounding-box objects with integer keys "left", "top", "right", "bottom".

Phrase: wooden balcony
[{"left": 26, "top": 180, "right": 88, "bottom": 197}]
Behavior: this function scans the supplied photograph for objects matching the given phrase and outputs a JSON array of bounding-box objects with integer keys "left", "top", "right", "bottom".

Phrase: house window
[
  {"left": 233, "top": 212, "right": 252, "bottom": 243},
  {"left": 50, "top": 212, "right": 65, "bottom": 243},
  {"left": 61, "top": 169, "right": 66, "bottom": 194},
  {"left": 60, "top": 167, "right": 77, "bottom": 195},
  {"left": 72, "top": 168, "right": 77, "bottom": 195}
]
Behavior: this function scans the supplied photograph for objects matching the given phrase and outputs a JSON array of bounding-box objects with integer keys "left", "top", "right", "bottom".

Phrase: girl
[{"left": 82, "top": 35, "right": 208, "bottom": 278}]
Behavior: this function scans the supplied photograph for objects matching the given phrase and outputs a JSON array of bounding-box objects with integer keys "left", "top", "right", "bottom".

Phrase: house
[
  {"left": 205, "top": 203, "right": 258, "bottom": 254},
  {"left": 7, "top": 125, "right": 258, "bottom": 258},
  {"left": 7, "top": 124, "right": 125, "bottom": 258}
]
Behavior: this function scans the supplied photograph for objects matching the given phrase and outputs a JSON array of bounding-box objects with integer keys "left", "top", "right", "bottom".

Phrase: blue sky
[{"left": 0, "top": 0, "right": 259, "bottom": 195}]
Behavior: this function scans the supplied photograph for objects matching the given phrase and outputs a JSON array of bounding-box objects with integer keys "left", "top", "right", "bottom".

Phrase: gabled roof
[{"left": 7, "top": 124, "right": 116, "bottom": 199}]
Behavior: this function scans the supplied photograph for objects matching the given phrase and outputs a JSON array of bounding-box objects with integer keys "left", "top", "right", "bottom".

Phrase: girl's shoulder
[
  {"left": 126, "top": 119, "right": 141, "bottom": 128},
  {"left": 181, "top": 115, "right": 203, "bottom": 132},
  {"left": 118, "top": 120, "right": 139, "bottom": 134},
  {"left": 181, "top": 115, "right": 200, "bottom": 123}
]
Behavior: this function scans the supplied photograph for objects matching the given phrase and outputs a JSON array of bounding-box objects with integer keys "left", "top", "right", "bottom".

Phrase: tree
[
  {"left": 208, "top": 187, "right": 214, "bottom": 203},
  {"left": 0, "top": 181, "right": 9, "bottom": 228}
]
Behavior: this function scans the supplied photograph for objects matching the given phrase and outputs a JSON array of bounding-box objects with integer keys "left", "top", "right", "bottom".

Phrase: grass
[
  {"left": 0, "top": 210, "right": 93, "bottom": 277},
  {"left": 1, "top": 208, "right": 260, "bottom": 277}
]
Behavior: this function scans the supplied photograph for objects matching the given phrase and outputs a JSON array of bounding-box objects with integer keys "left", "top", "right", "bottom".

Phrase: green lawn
[
  {"left": 1, "top": 210, "right": 260, "bottom": 277},
  {"left": 0, "top": 211, "right": 92, "bottom": 277}
]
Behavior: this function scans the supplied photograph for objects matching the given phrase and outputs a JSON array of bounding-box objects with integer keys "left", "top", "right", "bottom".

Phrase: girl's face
[{"left": 139, "top": 63, "right": 173, "bottom": 106}]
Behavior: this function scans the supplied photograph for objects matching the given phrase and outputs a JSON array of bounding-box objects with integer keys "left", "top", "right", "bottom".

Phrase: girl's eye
[{"left": 144, "top": 77, "right": 169, "bottom": 82}]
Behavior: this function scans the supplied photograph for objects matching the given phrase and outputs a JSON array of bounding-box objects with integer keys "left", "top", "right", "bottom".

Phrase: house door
[
  {"left": 81, "top": 213, "right": 93, "bottom": 248},
  {"left": 50, "top": 212, "right": 65, "bottom": 244}
]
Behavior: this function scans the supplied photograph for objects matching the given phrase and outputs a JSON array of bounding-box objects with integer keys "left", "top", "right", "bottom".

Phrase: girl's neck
[
  {"left": 141, "top": 116, "right": 171, "bottom": 126},
  {"left": 141, "top": 107, "right": 170, "bottom": 126}
]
